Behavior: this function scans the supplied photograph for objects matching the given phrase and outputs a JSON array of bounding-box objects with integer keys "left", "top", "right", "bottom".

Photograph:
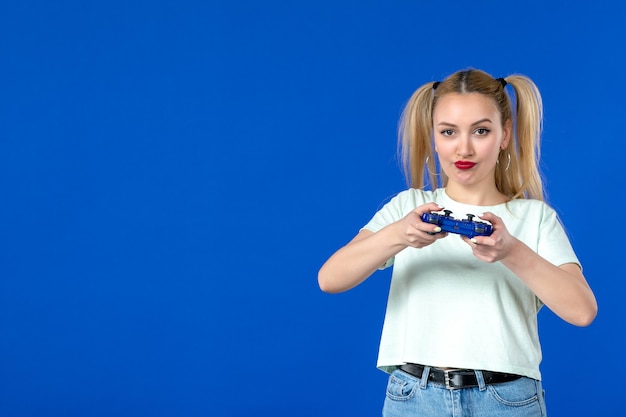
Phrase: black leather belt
[{"left": 399, "top": 363, "right": 521, "bottom": 390}]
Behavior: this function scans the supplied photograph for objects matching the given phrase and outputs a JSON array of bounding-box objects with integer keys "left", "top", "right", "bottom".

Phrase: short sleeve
[{"left": 537, "top": 204, "right": 581, "bottom": 269}]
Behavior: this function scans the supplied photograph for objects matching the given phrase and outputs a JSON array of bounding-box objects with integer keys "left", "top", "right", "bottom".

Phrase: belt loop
[
  {"left": 474, "top": 370, "right": 487, "bottom": 391},
  {"left": 419, "top": 366, "right": 431, "bottom": 389}
]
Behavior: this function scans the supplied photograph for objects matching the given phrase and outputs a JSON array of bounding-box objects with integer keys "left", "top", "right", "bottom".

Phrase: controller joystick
[{"left": 421, "top": 210, "right": 493, "bottom": 238}]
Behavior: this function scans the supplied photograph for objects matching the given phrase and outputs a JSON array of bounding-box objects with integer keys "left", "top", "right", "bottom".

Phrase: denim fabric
[{"left": 382, "top": 368, "right": 546, "bottom": 417}]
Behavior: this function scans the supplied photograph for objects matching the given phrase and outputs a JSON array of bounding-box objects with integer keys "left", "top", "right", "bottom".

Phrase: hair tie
[
  {"left": 432, "top": 81, "right": 441, "bottom": 90},
  {"left": 496, "top": 77, "right": 507, "bottom": 88}
]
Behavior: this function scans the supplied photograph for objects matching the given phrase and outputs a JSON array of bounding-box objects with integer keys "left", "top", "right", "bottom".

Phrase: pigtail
[
  {"left": 506, "top": 75, "right": 544, "bottom": 200},
  {"left": 398, "top": 82, "right": 438, "bottom": 189}
]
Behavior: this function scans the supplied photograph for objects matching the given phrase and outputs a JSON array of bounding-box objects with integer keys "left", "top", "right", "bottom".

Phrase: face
[{"left": 432, "top": 93, "right": 511, "bottom": 190}]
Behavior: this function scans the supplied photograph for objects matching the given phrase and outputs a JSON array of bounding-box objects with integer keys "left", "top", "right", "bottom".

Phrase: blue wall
[{"left": 1, "top": 1, "right": 622, "bottom": 416}]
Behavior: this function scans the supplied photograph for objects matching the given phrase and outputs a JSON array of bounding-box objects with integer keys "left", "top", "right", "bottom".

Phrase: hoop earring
[
  {"left": 499, "top": 153, "right": 511, "bottom": 171},
  {"left": 425, "top": 155, "right": 439, "bottom": 176}
]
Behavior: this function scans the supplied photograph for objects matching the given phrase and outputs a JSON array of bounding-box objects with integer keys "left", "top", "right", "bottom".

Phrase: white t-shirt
[{"left": 362, "top": 188, "right": 580, "bottom": 380}]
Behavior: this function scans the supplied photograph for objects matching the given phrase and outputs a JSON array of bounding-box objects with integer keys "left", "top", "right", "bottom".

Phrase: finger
[
  {"left": 413, "top": 202, "right": 444, "bottom": 215},
  {"left": 471, "top": 235, "right": 496, "bottom": 247},
  {"left": 461, "top": 236, "right": 479, "bottom": 246},
  {"left": 478, "top": 211, "right": 500, "bottom": 225},
  {"left": 415, "top": 221, "right": 442, "bottom": 235},
  {"left": 414, "top": 203, "right": 445, "bottom": 235},
  {"left": 426, "top": 202, "right": 445, "bottom": 212},
  {"left": 462, "top": 234, "right": 487, "bottom": 245}
]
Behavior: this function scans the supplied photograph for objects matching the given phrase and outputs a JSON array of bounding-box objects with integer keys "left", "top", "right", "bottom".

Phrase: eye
[
  {"left": 440, "top": 129, "right": 455, "bottom": 136},
  {"left": 474, "top": 128, "right": 490, "bottom": 136}
]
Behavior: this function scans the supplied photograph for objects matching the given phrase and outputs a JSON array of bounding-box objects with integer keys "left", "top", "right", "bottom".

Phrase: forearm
[
  {"left": 318, "top": 227, "right": 406, "bottom": 294},
  {"left": 502, "top": 239, "right": 597, "bottom": 326}
]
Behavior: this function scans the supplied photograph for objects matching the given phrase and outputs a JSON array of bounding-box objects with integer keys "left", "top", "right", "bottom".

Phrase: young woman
[{"left": 318, "top": 68, "right": 597, "bottom": 417}]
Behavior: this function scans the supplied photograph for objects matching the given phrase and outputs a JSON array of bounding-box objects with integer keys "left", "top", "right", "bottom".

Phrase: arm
[
  {"left": 467, "top": 212, "right": 597, "bottom": 327},
  {"left": 318, "top": 202, "right": 446, "bottom": 294}
]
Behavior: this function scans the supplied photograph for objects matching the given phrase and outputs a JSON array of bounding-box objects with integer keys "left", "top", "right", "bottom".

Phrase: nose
[{"left": 456, "top": 134, "right": 474, "bottom": 157}]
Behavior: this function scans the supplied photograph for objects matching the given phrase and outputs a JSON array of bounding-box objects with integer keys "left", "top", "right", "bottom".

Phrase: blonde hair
[{"left": 398, "top": 69, "right": 544, "bottom": 201}]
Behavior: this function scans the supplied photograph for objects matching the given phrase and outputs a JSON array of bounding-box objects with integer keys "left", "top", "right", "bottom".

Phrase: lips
[{"left": 454, "top": 161, "right": 477, "bottom": 170}]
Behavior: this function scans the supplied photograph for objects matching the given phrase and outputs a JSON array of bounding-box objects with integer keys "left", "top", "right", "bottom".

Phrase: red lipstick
[{"left": 455, "top": 161, "right": 476, "bottom": 170}]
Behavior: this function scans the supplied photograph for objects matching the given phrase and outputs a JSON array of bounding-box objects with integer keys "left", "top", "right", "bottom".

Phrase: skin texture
[
  {"left": 433, "top": 93, "right": 511, "bottom": 206},
  {"left": 318, "top": 93, "right": 597, "bottom": 327}
]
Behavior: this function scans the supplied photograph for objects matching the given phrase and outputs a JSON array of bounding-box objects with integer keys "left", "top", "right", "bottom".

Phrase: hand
[
  {"left": 462, "top": 212, "right": 516, "bottom": 263},
  {"left": 395, "top": 202, "right": 448, "bottom": 248}
]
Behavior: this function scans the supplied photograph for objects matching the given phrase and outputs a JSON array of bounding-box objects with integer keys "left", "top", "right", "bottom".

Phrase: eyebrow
[{"left": 436, "top": 118, "right": 493, "bottom": 127}]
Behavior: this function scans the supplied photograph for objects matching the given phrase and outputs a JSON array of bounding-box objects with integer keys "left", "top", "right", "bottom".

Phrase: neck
[{"left": 444, "top": 183, "right": 509, "bottom": 206}]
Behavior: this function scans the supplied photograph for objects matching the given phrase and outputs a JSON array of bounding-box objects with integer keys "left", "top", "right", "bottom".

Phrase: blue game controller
[{"left": 421, "top": 210, "right": 493, "bottom": 238}]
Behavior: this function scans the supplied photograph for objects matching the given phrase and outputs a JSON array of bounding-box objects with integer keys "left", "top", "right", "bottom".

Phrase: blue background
[{"left": 1, "top": 1, "right": 623, "bottom": 416}]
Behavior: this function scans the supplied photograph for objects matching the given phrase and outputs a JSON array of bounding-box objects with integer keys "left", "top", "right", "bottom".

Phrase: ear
[{"left": 500, "top": 118, "right": 513, "bottom": 150}]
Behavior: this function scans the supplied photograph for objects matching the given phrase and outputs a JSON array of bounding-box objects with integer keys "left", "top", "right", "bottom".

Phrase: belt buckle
[
  {"left": 444, "top": 369, "right": 454, "bottom": 390},
  {"left": 443, "top": 368, "right": 461, "bottom": 390}
]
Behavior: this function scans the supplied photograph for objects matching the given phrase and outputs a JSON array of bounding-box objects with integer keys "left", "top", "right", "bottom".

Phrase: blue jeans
[{"left": 383, "top": 367, "right": 546, "bottom": 417}]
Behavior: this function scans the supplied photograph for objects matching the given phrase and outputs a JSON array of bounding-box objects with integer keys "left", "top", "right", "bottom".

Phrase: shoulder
[
  {"left": 391, "top": 188, "right": 439, "bottom": 205},
  {"left": 371, "top": 188, "right": 439, "bottom": 219},
  {"left": 504, "top": 198, "right": 560, "bottom": 222},
  {"left": 506, "top": 198, "right": 553, "bottom": 212},
  {"left": 375, "top": 188, "right": 440, "bottom": 214}
]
